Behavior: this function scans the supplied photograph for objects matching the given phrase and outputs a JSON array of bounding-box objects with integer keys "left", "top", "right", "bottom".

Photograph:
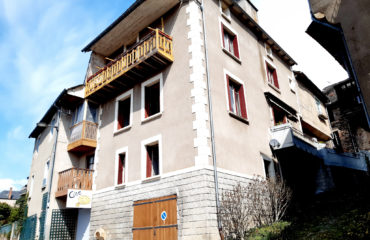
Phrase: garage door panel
[
  {"left": 156, "top": 198, "right": 177, "bottom": 226},
  {"left": 133, "top": 203, "right": 154, "bottom": 227},
  {"left": 155, "top": 227, "right": 178, "bottom": 240},
  {"left": 133, "top": 229, "right": 154, "bottom": 240}
]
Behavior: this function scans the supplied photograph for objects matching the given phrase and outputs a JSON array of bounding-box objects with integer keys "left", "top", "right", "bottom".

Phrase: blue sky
[{"left": 0, "top": 0, "right": 347, "bottom": 191}]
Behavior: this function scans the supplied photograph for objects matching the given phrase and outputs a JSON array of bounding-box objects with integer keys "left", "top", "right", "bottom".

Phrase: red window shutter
[
  {"left": 117, "top": 155, "right": 123, "bottom": 185},
  {"left": 239, "top": 85, "right": 247, "bottom": 119},
  {"left": 226, "top": 75, "right": 232, "bottom": 111},
  {"left": 273, "top": 69, "right": 279, "bottom": 89},
  {"left": 233, "top": 35, "right": 239, "bottom": 58},
  {"left": 221, "top": 24, "right": 225, "bottom": 48},
  {"left": 146, "top": 148, "right": 152, "bottom": 178}
]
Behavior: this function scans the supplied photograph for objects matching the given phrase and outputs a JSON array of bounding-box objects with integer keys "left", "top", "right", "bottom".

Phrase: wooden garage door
[{"left": 133, "top": 195, "right": 177, "bottom": 240}]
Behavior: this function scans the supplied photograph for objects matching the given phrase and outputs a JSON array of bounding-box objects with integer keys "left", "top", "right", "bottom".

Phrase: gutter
[{"left": 196, "top": 0, "right": 223, "bottom": 234}]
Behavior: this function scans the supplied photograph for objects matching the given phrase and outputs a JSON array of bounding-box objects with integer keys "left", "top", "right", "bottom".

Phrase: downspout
[
  {"left": 44, "top": 106, "right": 61, "bottom": 237},
  {"left": 307, "top": 1, "right": 370, "bottom": 128},
  {"left": 196, "top": 0, "right": 223, "bottom": 234}
]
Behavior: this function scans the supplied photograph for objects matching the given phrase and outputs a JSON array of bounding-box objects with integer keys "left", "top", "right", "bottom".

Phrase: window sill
[
  {"left": 141, "top": 112, "right": 162, "bottom": 124},
  {"left": 222, "top": 48, "right": 241, "bottom": 64},
  {"left": 267, "top": 54, "right": 274, "bottom": 61},
  {"left": 141, "top": 175, "right": 161, "bottom": 183},
  {"left": 228, "top": 111, "right": 249, "bottom": 124},
  {"left": 114, "top": 125, "right": 132, "bottom": 135},
  {"left": 115, "top": 184, "right": 126, "bottom": 190},
  {"left": 290, "top": 88, "right": 296, "bottom": 94},
  {"left": 268, "top": 83, "right": 281, "bottom": 94}
]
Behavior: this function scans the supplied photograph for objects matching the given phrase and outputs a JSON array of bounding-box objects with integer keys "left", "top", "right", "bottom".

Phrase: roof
[
  {"left": 0, "top": 190, "right": 22, "bottom": 200},
  {"left": 29, "top": 85, "right": 84, "bottom": 138},
  {"left": 294, "top": 71, "right": 328, "bottom": 103}
]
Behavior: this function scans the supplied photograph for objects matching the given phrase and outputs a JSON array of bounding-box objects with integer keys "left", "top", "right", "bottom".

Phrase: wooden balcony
[
  {"left": 55, "top": 168, "right": 94, "bottom": 198},
  {"left": 67, "top": 121, "right": 98, "bottom": 153},
  {"left": 85, "top": 29, "right": 174, "bottom": 102}
]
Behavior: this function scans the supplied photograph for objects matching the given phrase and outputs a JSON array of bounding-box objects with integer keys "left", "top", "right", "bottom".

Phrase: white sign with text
[{"left": 66, "top": 189, "right": 92, "bottom": 208}]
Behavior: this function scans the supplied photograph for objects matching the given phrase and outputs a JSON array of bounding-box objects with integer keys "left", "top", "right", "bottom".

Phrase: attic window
[{"left": 265, "top": 43, "right": 273, "bottom": 59}]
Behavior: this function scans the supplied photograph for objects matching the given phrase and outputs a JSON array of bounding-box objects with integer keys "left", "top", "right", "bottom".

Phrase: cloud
[{"left": 0, "top": 178, "right": 27, "bottom": 191}]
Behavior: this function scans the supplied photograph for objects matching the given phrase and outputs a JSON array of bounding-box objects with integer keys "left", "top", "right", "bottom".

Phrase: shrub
[{"left": 245, "top": 221, "right": 291, "bottom": 240}]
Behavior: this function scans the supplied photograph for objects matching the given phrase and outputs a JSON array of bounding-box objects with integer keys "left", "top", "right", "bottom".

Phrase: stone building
[{"left": 25, "top": 0, "right": 345, "bottom": 239}]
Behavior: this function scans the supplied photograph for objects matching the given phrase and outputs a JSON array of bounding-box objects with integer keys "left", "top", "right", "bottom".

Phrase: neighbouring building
[
  {"left": 0, "top": 188, "right": 22, "bottom": 207},
  {"left": 306, "top": 0, "right": 370, "bottom": 129},
  {"left": 25, "top": 0, "right": 365, "bottom": 239}
]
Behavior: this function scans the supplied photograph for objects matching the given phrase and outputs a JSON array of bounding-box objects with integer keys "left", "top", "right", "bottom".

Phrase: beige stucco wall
[
  {"left": 0, "top": 199, "right": 17, "bottom": 207},
  {"left": 94, "top": 4, "right": 195, "bottom": 190},
  {"left": 203, "top": 0, "right": 299, "bottom": 176},
  {"left": 296, "top": 82, "right": 332, "bottom": 138}
]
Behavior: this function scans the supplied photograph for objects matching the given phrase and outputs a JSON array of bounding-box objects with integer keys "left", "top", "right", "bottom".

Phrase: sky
[{"left": 0, "top": 0, "right": 347, "bottom": 191}]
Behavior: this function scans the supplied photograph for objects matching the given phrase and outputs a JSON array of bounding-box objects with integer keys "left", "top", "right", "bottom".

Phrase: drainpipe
[
  {"left": 196, "top": 0, "right": 223, "bottom": 234},
  {"left": 307, "top": 1, "right": 370, "bottom": 128},
  {"left": 44, "top": 107, "right": 61, "bottom": 237}
]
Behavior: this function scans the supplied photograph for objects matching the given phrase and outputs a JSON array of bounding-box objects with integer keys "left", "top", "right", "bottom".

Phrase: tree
[{"left": 0, "top": 203, "right": 12, "bottom": 225}]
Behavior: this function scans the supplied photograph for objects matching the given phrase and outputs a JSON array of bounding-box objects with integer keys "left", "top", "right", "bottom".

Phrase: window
[
  {"left": 221, "top": 23, "right": 239, "bottom": 58},
  {"left": 265, "top": 43, "right": 273, "bottom": 59},
  {"left": 220, "top": 0, "right": 230, "bottom": 19},
  {"left": 141, "top": 73, "right": 163, "bottom": 121},
  {"left": 72, "top": 103, "right": 84, "bottom": 125},
  {"left": 29, "top": 175, "right": 34, "bottom": 198},
  {"left": 226, "top": 74, "right": 247, "bottom": 119},
  {"left": 263, "top": 157, "right": 280, "bottom": 179},
  {"left": 50, "top": 118, "right": 56, "bottom": 135},
  {"left": 42, "top": 161, "right": 50, "bottom": 188},
  {"left": 272, "top": 105, "right": 287, "bottom": 126},
  {"left": 315, "top": 97, "right": 322, "bottom": 114},
  {"left": 86, "top": 155, "right": 94, "bottom": 170},
  {"left": 265, "top": 61, "right": 279, "bottom": 89},
  {"left": 86, "top": 102, "right": 98, "bottom": 123},
  {"left": 141, "top": 135, "right": 162, "bottom": 179},
  {"left": 289, "top": 77, "right": 296, "bottom": 92},
  {"left": 35, "top": 136, "right": 41, "bottom": 152},
  {"left": 115, "top": 147, "right": 128, "bottom": 186},
  {"left": 115, "top": 89, "right": 133, "bottom": 132}
]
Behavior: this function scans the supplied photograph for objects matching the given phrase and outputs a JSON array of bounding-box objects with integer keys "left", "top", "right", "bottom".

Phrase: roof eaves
[{"left": 81, "top": 0, "right": 146, "bottom": 53}]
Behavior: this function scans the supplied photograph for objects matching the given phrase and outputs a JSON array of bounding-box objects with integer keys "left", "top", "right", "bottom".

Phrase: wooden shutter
[
  {"left": 233, "top": 35, "right": 239, "bottom": 58},
  {"left": 239, "top": 84, "right": 248, "bottom": 119},
  {"left": 117, "top": 154, "right": 124, "bottom": 185},
  {"left": 273, "top": 69, "right": 279, "bottom": 89}
]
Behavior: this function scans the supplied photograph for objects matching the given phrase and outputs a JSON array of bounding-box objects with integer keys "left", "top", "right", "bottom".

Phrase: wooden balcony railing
[
  {"left": 67, "top": 120, "right": 98, "bottom": 152},
  {"left": 85, "top": 29, "right": 173, "bottom": 98},
  {"left": 55, "top": 168, "right": 94, "bottom": 198}
]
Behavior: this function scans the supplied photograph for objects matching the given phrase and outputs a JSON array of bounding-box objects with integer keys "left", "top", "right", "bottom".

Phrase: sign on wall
[{"left": 66, "top": 190, "right": 92, "bottom": 208}]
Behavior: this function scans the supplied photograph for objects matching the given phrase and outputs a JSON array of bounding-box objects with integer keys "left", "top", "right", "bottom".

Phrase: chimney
[{"left": 8, "top": 187, "right": 12, "bottom": 200}]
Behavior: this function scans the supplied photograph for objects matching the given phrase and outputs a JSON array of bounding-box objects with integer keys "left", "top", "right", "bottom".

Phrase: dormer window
[
  {"left": 265, "top": 43, "right": 273, "bottom": 59},
  {"left": 220, "top": 1, "right": 231, "bottom": 20}
]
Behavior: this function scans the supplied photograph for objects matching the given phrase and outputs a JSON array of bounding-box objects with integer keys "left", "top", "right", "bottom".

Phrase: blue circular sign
[{"left": 161, "top": 211, "right": 167, "bottom": 221}]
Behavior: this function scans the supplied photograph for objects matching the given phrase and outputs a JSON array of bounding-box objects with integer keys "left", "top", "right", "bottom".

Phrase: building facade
[{"left": 26, "top": 0, "right": 344, "bottom": 239}]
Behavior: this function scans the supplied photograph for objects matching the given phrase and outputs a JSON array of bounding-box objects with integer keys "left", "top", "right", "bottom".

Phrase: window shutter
[
  {"left": 226, "top": 75, "right": 232, "bottom": 111},
  {"left": 221, "top": 24, "right": 225, "bottom": 48},
  {"left": 117, "top": 155, "right": 123, "bottom": 185},
  {"left": 273, "top": 69, "right": 279, "bottom": 89},
  {"left": 239, "top": 85, "right": 247, "bottom": 119},
  {"left": 233, "top": 35, "right": 239, "bottom": 58},
  {"left": 146, "top": 148, "right": 152, "bottom": 178}
]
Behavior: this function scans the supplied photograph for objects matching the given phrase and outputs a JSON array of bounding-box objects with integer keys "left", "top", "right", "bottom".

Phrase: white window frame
[
  {"left": 223, "top": 69, "right": 249, "bottom": 118},
  {"left": 315, "top": 97, "right": 323, "bottom": 115},
  {"left": 34, "top": 136, "right": 41, "bottom": 153},
  {"left": 261, "top": 155, "right": 277, "bottom": 179},
  {"left": 114, "top": 89, "right": 133, "bottom": 134},
  {"left": 114, "top": 147, "right": 128, "bottom": 187},
  {"left": 141, "top": 73, "right": 164, "bottom": 122},
  {"left": 219, "top": 18, "right": 241, "bottom": 62},
  {"left": 141, "top": 135, "right": 162, "bottom": 180}
]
